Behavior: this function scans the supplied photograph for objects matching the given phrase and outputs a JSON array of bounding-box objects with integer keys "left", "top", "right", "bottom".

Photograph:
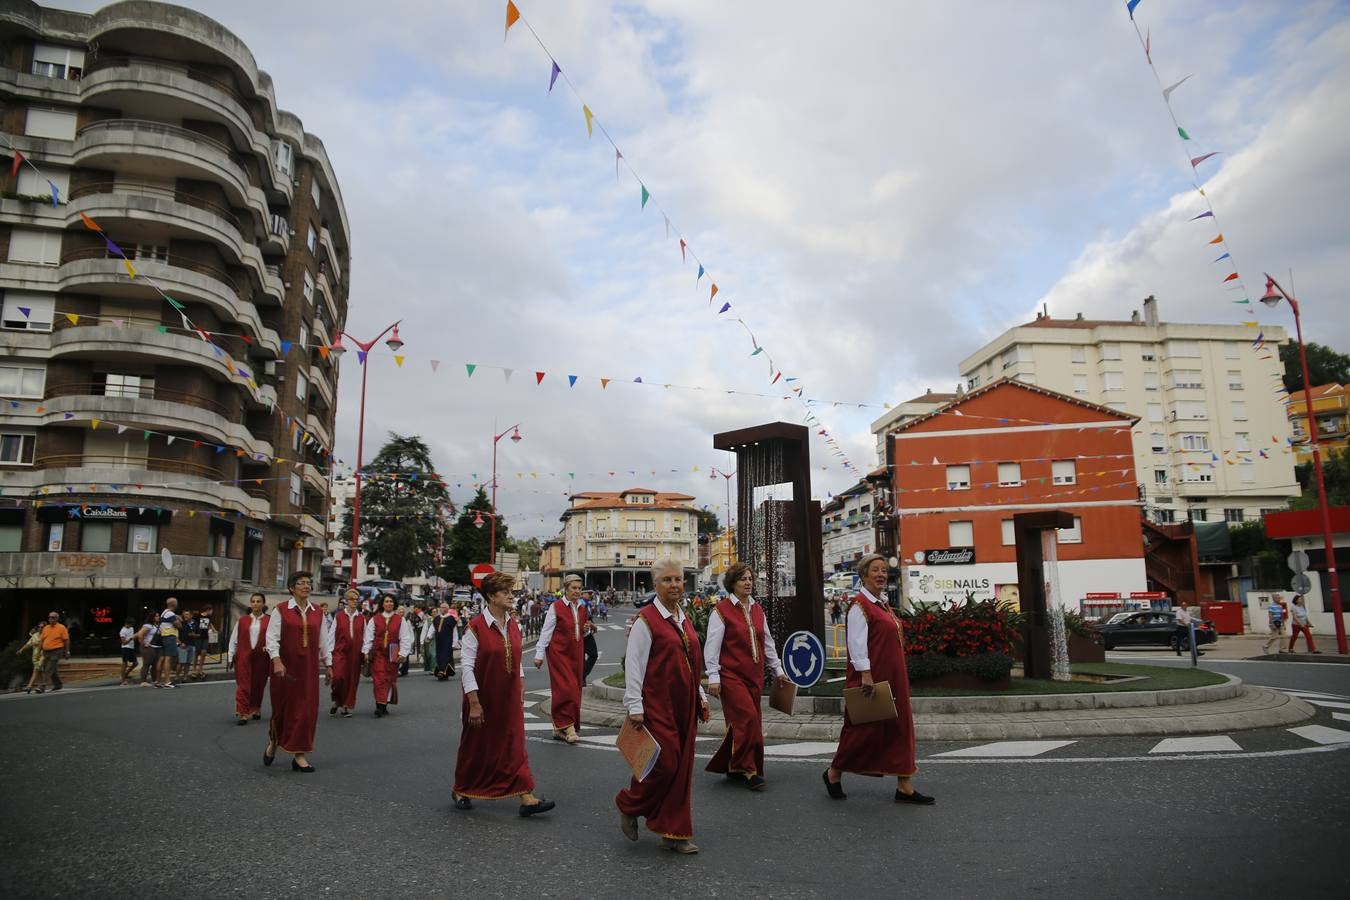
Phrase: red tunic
[
  {"left": 615, "top": 604, "right": 703, "bottom": 840},
  {"left": 453, "top": 614, "right": 534, "bottom": 800},
  {"left": 545, "top": 601, "right": 587, "bottom": 729},
  {"left": 268, "top": 601, "right": 324, "bottom": 755},
  {"left": 706, "top": 598, "right": 769, "bottom": 777},
  {"left": 330, "top": 609, "right": 365, "bottom": 709},
  {"left": 369, "top": 613, "right": 404, "bottom": 705},
  {"left": 830, "top": 594, "right": 917, "bottom": 777},
  {"left": 233, "top": 613, "right": 270, "bottom": 718}
]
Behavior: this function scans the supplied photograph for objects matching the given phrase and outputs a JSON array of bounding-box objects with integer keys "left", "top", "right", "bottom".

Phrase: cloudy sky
[{"left": 64, "top": 0, "right": 1350, "bottom": 538}]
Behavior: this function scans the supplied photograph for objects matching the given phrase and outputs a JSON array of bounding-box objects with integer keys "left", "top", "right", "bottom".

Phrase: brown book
[
  {"left": 769, "top": 678, "right": 797, "bottom": 715},
  {"left": 616, "top": 717, "right": 661, "bottom": 782},
  {"left": 842, "top": 681, "right": 897, "bottom": 724}
]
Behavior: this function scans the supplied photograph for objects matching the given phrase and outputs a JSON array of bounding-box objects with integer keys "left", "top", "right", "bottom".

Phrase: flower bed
[{"left": 900, "top": 600, "right": 1019, "bottom": 683}]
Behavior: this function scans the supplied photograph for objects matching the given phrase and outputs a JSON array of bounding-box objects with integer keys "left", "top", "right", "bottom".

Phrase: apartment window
[
  {"left": 129, "top": 244, "right": 168, "bottom": 262},
  {"left": 1001, "top": 350, "right": 1016, "bottom": 370},
  {"left": 1101, "top": 343, "right": 1121, "bottom": 361},
  {"left": 298, "top": 323, "right": 309, "bottom": 355},
  {"left": 7, "top": 229, "right": 62, "bottom": 266},
  {"left": 303, "top": 271, "right": 315, "bottom": 305},
  {"left": 0, "top": 432, "right": 36, "bottom": 465},
  {"left": 1072, "top": 374, "right": 1088, "bottom": 394},
  {"left": 18, "top": 166, "right": 68, "bottom": 200},
  {"left": 1169, "top": 340, "right": 1201, "bottom": 358},
  {"left": 1052, "top": 460, "right": 1076, "bottom": 485},
  {"left": 310, "top": 177, "right": 321, "bottom": 209},
  {"left": 24, "top": 106, "right": 77, "bottom": 140},
  {"left": 1103, "top": 371, "right": 1124, "bottom": 392},
  {"left": 307, "top": 226, "right": 318, "bottom": 254},
  {"left": 1148, "top": 403, "right": 1163, "bottom": 423},
  {"left": 128, "top": 524, "right": 158, "bottom": 554},
  {"left": 1170, "top": 369, "right": 1203, "bottom": 389},
  {"left": 1234, "top": 432, "right": 1251, "bottom": 452},
  {"left": 946, "top": 465, "right": 970, "bottom": 490},
  {"left": 1172, "top": 401, "right": 1208, "bottom": 421},
  {"left": 31, "top": 43, "right": 84, "bottom": 80},
  {"left": 1178, "top": 433, "right": 1210, "bottom": 451},
  {"left": 1141, "top": 349, "right": 1156, "bottom": 362},
  {"left": 1189, "top": 508, "right": 1208, "bottom": 523},
  {"left": 0, "top": 363, "right": 45, "bottom": 398},
  {"left": 1143, "top": 372, "right": 1159, "bottom": 392},
  {"left": 102, "top": 374, "right": 153, "bottom": 399},
  {"left": 1232, "top": 401, "right": 1248, "bottom": 421},
  {"left": 1058, "top": 517, "right": 1083, "bottom": 544},
  {"left": 47, "top": 523, "right": 64, "bottom": 552},
  {"left": 1224, "top": 341, "right": 1240, "bottom": 360},
  {"left": 1001, "top": 519, "right": 1015, "bottom": 546},
  {"left": 1224, "top": 508, "right": 1245, "bottom": 523},
  {"left": 1155, "top": 508, "right": 1176, "bottom": 524},
  {"left": 276, "top": 547, "right": 291, "bottom": 588},
  {"left": 1154, "top": 469, "right": 1169, "bottom": 485},
  {"left": 274, "top": 141, "right": 294, "bottom": 177},
  {"left": 998, "top": 462, "right": 1022, "bottom": 487},
  {"left": 1227, "top": 370, "right": 1244, "bottom": 391},
  {"left": 289, "top": 474, "right": 302, "bottom": 507},
  {"left": 1107, "top": 402, "right": 1127, "bottom": 412},
  {"left": 1150, "top": 432, "right": 1166, "bottom": 453},
  {"left": 1070, "top": 346, "right": 1086, "bottom": 364},
  {"left": 948, "top": 520, "right": 974, "bottom": 546},
  {"left": 967, "top": 375, "right": 980, "bottom": 390},
  {"left": 295, "top": 370, "right": 308, "bottom": 402},
  {"left": 1178, "top": 466, "right": 1214, "bottom": 484},
  {"left": 1240, "top": 461, "right": 1255, "bottom": 484},
  {"left": 81, "top": 522, "right": 113, "bottom": 552}
]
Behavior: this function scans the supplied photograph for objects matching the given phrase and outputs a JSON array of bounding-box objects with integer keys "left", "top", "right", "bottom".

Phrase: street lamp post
[
  {"left": 1260, "top": 275, "right": 1345, "bottom": 655},
  {"left": 473, "top": 509, "right": 501, "bottom": 570},
  {"left": 327, "top": 321, "right": 404, "bottom": 587},
  {"left": 710, "top": 467, "right": 736, "bottom": 571},
  {"left": 489, "top": 422, "right": 522, "bottom": 566}
]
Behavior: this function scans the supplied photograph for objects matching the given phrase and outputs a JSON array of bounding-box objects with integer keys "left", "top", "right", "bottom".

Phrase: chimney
[
  {"left": 1143, "top": 294, "right": 1159, "bottom": 327},
  {"left": 1075, "top": 312, "right": 1084, "bottom": 321},
  {"left": 924, "top": 387, "right": 932, "bottom": 396},
  {"left": 1131, "top": 309, "right": 1141, "bottom": 324}
]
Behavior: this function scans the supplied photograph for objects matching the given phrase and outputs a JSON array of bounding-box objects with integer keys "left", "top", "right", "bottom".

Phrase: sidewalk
[{"left": 1130, "top": 633, "right": 1350, "bottom": 663}]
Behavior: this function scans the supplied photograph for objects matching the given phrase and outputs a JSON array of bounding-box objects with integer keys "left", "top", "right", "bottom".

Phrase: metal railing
[
  {"left": 34, "top": 454, "right": 225, "bottom": 480},
  {"left": 58, "top": 246, "right": 241, "bottom": 294},
  {"left": 77, "top": 117, "right": 235, "bottom": 158},
  {"left": 44, "top": 382, "right": 237, "bottom": 420},
  {"left": 82, "top": 56, "right": 246, "bottom": 105},
  {"left": 68, "top": 181, "right": 241, "bottom": 231}
]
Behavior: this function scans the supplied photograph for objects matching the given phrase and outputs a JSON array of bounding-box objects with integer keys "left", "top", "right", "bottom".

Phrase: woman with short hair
[
  {"left": 453, "top": 571, "right": 554, "bottom": 817},
  {"left": 363, "top": 594, "right": 411, "bottom": 717}
]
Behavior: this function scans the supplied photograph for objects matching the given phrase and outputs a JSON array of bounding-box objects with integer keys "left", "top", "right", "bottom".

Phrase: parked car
[
  {"left": 1093, "top": 610, "right": 1217, "bottom": 651},
  {"left": 360, "top": 579, "right": 406, "bottom": 600}
]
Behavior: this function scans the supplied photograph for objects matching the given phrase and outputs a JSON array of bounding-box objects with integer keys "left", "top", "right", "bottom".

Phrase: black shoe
[
  {"left": 329, "top": 704, "right": 338, "bottom": 716},
  {"left": 237, "top": 718, "right": 248, "bottom": 726},
  {"left": 744, "top": 774, "right": 766, "bottom": 791},
  {"left": 252, "top": 714, "right": 261, "bottom": 720},
  {"left": 453, "top": 795, "right": 473, "bottom": 811},
  {"left": 519, "top": 798, "right": 556, "bottom": 817},
  {"left": 822, "top": 770, "right": 846, "bottom": 800},
  {"left": 291, "top": 760, "right": 316, "bottom": 773},
  {"left": 895, "top": 788, "right": 935, "bottom": 805},
  {"left": 264, "top": 743, "right": 276, "bottom": 767},
  {"left": 342, "top": 709, "right": 353, "bottom": 718}
]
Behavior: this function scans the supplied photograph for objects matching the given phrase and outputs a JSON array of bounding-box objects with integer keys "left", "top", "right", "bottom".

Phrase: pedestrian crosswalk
[
  {"left": 933, "top": 740, "right": 1075, "bottom": 758},
  {"left": 1148, "top": 736, "right": 1242, "bottom": 754}
]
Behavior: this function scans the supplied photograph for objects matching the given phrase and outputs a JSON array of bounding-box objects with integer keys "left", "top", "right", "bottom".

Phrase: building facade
[
  {"left": 821, "top": 480, "right": 873, "bottom": 576},
  {"left": 869, "top": 388, "right": 958, "bottom": 465},
  {"left": 707, "top": 526, "right": 736, "bottom": 583},
  {"left": 0, "top": 2, "right": 350, "bottom": 648},
  {"left": 1288, "top": 383, "right": 1348, "bottom": 464},
  {"left": 539, "top": 535, "right": 563, "bottom": 593},
  {"left": 958, "top": 297, "right": 1298, "bottom": 527},
  {"left": 885, "top": 379, "right": 1147, "bottom": 610},
  {"left": 559, "top": 487, "right": 699, "bottom": 593}
]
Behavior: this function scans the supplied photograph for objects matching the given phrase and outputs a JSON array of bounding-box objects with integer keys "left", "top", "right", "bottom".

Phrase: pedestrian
[
  {"left": 432, "top": 600, "right": 460, "bottom": 680},
  {"left": 137, "top": 613, "right": 158, "bottom": 688},
  {"left": 363, "top": 594, "right": 411, "bottom": 717},
  {"left": 263, "top": 571, "right": 331, "bottom": 773},
  {"left": 177, "top": 610, "right": 196, "bottom": 683},
  {"left": 327, "top": 589, "right": 366, "bottom": 718},
  {"left": 1173, "top": 605, "right": 1203, "bottom": 657},
  {"left": 156, "top": 598, "right": 181, "bottom": 688},
  {"left": 705, "top": 562, "right": 790, "bottom": 791},
  {"left": 229, "top": 593, "right": 271, "bottom": 725},
  {"left": 1288, "top": 594, "right": 1318, "bottom": 653},
  {"left": 824, "top": 553, "right": 934, "bottom": 806},
  {"left": 33, "top": 610, "right": 71, "bottom": 693},
  {"left": 452, "top": 571, "right": 555, "bottom": 817},
  {"left": 16, "top": 626, "right": 43, "bottom": 693},
  {"left": 192, "top": 609, "right": 212, "bottom": 680},
  {"left": 533, "top": 574, "right": 588, "bottom": 744},
  {"left": 583, "top": 619, "right": 599, "bottom": 686},
  {"left": 118, "top": 617, "right": 139, "bottom": 684},
  {"left": 616, "top": 558, "right": 710, "bottom": 855},
  {"left": 1262, "top": 598, "right": 1287, "bottom": 654},
  {"left": 422, "top": 607, "right": 437, "bottom": 674}
]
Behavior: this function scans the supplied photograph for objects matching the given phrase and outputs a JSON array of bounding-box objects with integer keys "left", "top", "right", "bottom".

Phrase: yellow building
[
  {"left": 1288, "top": 383, "right": 1349, "bottom": 463},
  {"left": 709, "top": 528, "right": 737, "bottom": 581},
  {"left": 559, "top": 488, "right": 699, "bottom": 593},
  {"left": 540, "top": 537, "right": 564, "bottom": 593}
]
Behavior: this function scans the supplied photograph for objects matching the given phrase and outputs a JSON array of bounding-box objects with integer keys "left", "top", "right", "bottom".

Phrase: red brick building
[{"left": 880, "top": 379, "right": 1147, "bottom": 609}]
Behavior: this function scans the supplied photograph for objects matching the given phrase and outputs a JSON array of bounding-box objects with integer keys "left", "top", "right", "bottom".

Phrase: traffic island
[{"left": 579, "top": 669, "right": 1315, "bottom": 740}]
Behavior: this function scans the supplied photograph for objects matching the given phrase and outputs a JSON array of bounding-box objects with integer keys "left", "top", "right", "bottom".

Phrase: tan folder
[
  {"left": 616, "top": 717, "right": 661, "bottom": 781},
  {"left": 769, "top": 679, "right": 797, "bottom": 715},
  {"left": 842, "top": 681, "right": 897, "bottom": 724}
]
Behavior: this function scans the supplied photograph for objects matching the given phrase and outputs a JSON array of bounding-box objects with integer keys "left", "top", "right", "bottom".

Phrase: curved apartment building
[{"left": 0, "top": 1, "right": 350, "bottom": 649}]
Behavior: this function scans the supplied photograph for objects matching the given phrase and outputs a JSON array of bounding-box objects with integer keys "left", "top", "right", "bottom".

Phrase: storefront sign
[
  {"left": 56, "top": 554, "right": 107, "bottom": 572},
  {"left": 37, "top": 505, "right": 171, "bottom": 525},
  {"left": 1129, "top": 591, "right": 1168, "bottom": 600},
  {"left": 246, "top": 527, "right": 264, "bottom": 541},
  {"left": 90, "top": 606, "right": 114, "bottom": 625},
  {"left": 923, "top": 547, "right": 976, "bottom": 566},
  {"left": 1085, "top": 592, "right": 1122, "bottom": 599}
]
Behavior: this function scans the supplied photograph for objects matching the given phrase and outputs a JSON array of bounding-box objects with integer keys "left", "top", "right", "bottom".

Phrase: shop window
[
  {"left": 47, "top": 523, "right": 63, "bottom": 551},
  {"left": 0, "top": 525, "right": 20, "bottom": 551},
  {"left": 128, "top": 524, "right": 157, "bottom": 553},
  {"left": 81, "top": 522, "right": 112, "bottom": 552}
]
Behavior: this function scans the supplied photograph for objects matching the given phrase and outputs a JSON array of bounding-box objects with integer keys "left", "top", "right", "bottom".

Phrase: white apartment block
[
  {"left": 822, "top": 480, "right": 875, "bottom": 574},
  {"left": 559, "top": 488, "right": 699, "bottom": 592},
  {"left": 869, "top": 388, "right": 959, "bottom": 464},
  {"left": 958, "top": 297, "right": 1299, "bottom": 526}
]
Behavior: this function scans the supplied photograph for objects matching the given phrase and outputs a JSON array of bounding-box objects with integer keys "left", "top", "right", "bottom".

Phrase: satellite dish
[
  {"left": 161, "top": 547, "right": 174, "bottom": 571},
  {"left": 209, "top": 559, "right": 220, "bottom": 574}
]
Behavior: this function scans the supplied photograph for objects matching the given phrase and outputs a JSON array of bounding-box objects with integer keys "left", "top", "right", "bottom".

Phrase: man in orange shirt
[{"left": 35, "top": 611, "right": 70, "bottom": 692}]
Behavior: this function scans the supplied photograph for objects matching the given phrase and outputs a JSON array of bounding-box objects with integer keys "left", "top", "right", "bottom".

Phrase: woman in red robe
[
  {"left": 228, "top": 592, "right": 270, "bottom": 724},
  {"left": 453, "top": 571, "right": 554, "bottom": 817},
  {"left": 616, "top": 558, "right": 710, "bottom": 855},
  {"left": 531, "top": 573, "right": 588, "bottom": 743},
  {"left": 363, "top": 594, "right": 411, "bottom": 717},
  {"left": 327, "top": 588, "right": 365, "bottom": 718},
  {"left": 705, "top": 562, "right": 790, "bottom": 790},
  {"left": 264, "top": 571, "right": 331, "bottom": 773},
  {"left": 825, "top": 554, "right": 934, "bottom": 805}
]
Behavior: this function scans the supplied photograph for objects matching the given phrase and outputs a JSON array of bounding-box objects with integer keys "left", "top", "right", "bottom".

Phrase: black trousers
[{"left": 583, "top": 633, "right": 598, "bottom": 681}]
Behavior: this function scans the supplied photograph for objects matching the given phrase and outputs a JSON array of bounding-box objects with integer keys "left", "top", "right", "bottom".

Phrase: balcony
[
  {"left": 583, "top": 531, "right": 692, "bottom": 542},
  {"left": 17, "top": 455, "right": 267, "bottom": 518},
  {"left": 308, "top": 364, "right": 335, "bottom": 409},
  {"left": 49, "top": 323, "right": 249, "bottom": 387},
  {"left": 1, "top": 551, "right": 244, "bottom": 589},
  {"left": 305, "top": 411, "right": 334, "bottom": 450},
  {"left": 316, "top": 267, "right": 342, "bottom": 328},
  {"left": 318, "top": 226, "right": 340, "bottom": 274},
  {"left": 301, "top": 463, "right": 328, "bottom": 495}
]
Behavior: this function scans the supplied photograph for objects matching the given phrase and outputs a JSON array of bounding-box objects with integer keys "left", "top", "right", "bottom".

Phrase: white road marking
[
  {"left": 1149, "top": 736, "right": 1242, "bottom": 754},
  {"left": 763, "top": 741, "right": 841, "bottom": 757},
  {"left": 524, "top": 722, "right": 558, "bottom": 732},
  {"left": 933, "top": 740, "right": 1076, "bottom": 758},
  {"left": 1294, "top": 699, "right": 1350, "bottom": 711},
  {"left": 526, "top": 689, "right": 552, "bottom": 697},
  {"left": 1288, "top": 725, "right": 1350, "bottom": 745},
  {"left": 1333, "top": 713, "right": 1350, "bottom": 723},
  {"left": 1277, "top": 689, "right": 1350, "bottom": 700}
]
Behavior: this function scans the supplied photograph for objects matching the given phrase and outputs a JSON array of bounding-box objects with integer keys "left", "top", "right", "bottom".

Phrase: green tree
[
  {"left": 441, "top": 488, "right": 507, "bottom": 586},
  {"left": 695, "top": 508, "right": 720, "bottom": 535},
  {"left": 1281, "top": 341, "right": 1350, "bottom": 393},
  {"left": 506, "top": 536, "right": 542, "bottom": 571},
  {"left": 1292, "top": 448, "right": 1350, "bottom": 509},
  {"left": 339, "top": 433, "right": 448, "bottom": 582}
]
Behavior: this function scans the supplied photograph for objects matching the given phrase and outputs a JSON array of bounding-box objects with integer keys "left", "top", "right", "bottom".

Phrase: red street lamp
[
  {"left": 474, "top": 508, "right": 502, "bottom": 567},
  {"left": 1261, "top": 274, "right": 1345, "bottom": 655},
  {"left": 488, "top": 423, "right": 522, "bottom": 565},
  {"left": 329, "top": 320, "right": 404, "bottom": 587}
]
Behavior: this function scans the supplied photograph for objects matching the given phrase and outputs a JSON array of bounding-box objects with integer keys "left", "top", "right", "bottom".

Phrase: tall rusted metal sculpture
[{"left": 1013, "top": 510, "right": 1075, "bottom": 680}]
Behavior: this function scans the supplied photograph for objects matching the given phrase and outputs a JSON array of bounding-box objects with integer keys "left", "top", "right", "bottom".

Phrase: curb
[{"left": 1250, "top": 652, "right": 1350, "bottom": 664}]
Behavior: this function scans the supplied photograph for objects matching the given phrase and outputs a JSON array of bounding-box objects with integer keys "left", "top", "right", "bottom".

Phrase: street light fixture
[
  {"left": 1259, "top": 273, "right": 1344, "bottom": 655},
  {"left": 331, "top": 320, "right": 404, "bottom": 587},
  {"left": 489, "top": 423, "right": 522, "bottom": 566}
]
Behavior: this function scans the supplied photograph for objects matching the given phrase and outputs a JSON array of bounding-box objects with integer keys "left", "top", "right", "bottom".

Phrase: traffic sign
[
  {"left": 469, "top": 563, "right": 495, "bottom": 587},
  {"left": 1291, "top": 573, "right": 1313, "bottom": 594},
  {"left": 782, "top": 630, "right": 825, "bottom": 688},
  {"left": 1287, "top": 550, "right": 1310, "bottom": 573}
]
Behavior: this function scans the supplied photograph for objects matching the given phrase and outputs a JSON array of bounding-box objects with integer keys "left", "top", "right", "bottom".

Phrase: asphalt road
[{"left": 1, "top": 611, "right": 1347, "bottom": 899}]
